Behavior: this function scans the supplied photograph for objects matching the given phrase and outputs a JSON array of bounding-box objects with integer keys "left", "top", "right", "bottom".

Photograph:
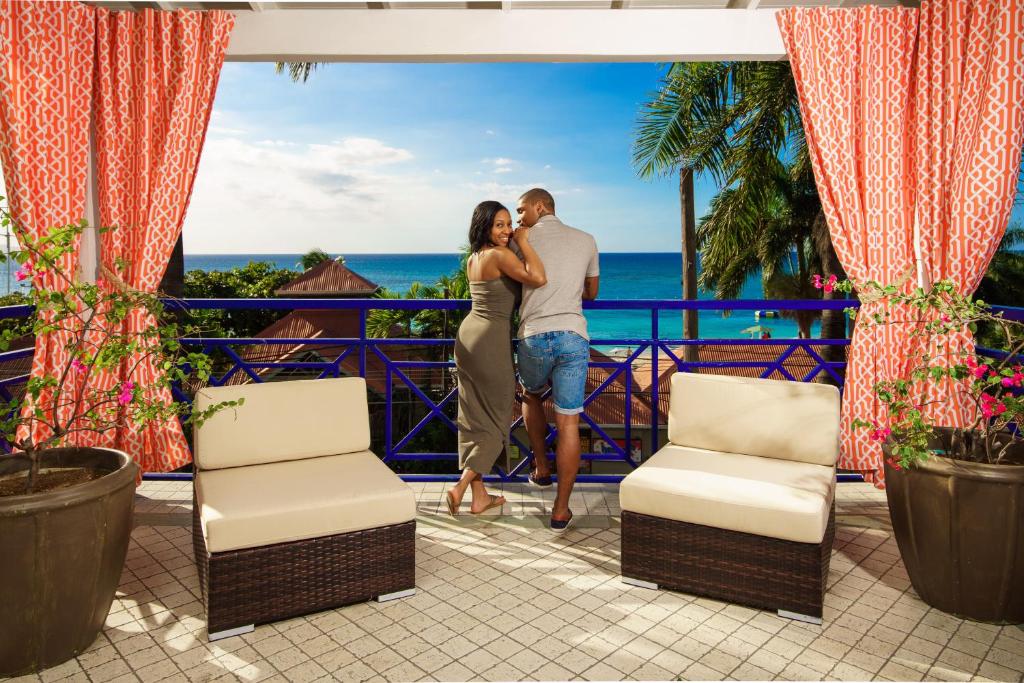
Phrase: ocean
[{"left": 184, "top": 252, "right": 824, "bottom": 341}]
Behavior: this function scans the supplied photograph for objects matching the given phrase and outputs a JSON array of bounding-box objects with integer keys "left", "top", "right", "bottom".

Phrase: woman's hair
[{"left": 468, "top": 200, "right": 509, "bottom": 253}]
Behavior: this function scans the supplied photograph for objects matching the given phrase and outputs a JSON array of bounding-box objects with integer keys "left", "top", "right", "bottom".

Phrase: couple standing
[{"left": 446, "top": 188, "right": 599, "bottom": 532}]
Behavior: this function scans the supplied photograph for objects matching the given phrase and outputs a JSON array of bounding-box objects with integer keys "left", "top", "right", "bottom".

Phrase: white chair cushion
[
  {"left": 194, "top": 377, "right": 371, "bottom": 470},
  {"left": 668, "top": 372, "right": 841, "bottom": 467},
  {"left": 619, "top": 444, "right": 835, "bottom": 544},
  {"left": 196, "top": 451, "right": 416, "bottom": 553}
]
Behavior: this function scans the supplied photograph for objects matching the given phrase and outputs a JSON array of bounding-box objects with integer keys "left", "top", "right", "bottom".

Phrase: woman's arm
[{"left": 496, "top": 233, "right": 546, "bottom": 287}]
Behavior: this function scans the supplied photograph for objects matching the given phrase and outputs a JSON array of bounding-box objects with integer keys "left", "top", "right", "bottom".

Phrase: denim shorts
[{"left": 517, "top": 331, "right": 589, "bottom": 415}]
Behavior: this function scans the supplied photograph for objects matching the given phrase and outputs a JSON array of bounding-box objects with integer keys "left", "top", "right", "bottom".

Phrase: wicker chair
[
  {"left": 619, "top": 373, "right": 840, "bottom": 624},
  {"left": 192, "top": 377, "right": 417, "bottom": 640}
]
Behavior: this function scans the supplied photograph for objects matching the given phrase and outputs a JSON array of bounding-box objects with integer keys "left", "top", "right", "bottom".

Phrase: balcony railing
[{"left": 1, "top": 299, "right": 1020, "bottom": 483}]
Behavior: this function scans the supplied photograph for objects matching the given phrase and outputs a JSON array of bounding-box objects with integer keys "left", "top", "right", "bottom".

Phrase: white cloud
[
  {"left": 485, "top": 129, "right": 496, "bottom": 136},
  {"left": 543, "top": 164, "right": 552, "bottom": 170},
  {"left": 186, "top": 131, "right": 482, "bottom": 253},
  {"left": 483, "top": 157, "right": 516, "bottom": 174}
]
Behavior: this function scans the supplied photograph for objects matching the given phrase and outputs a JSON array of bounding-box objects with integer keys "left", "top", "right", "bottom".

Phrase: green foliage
[
  {"left": 0, "top": 198, "right": 239, "bottom": 492},
  {"left": 297, "top": 248, "right": 339, "bottom": 271},
  {"left": 975, "top": 224, "right": 1024, "bottom": 350},
  {"left": 274, "top": 62, "right": 321, "bottom": 83},
  {"left": 367, "top": 248, "right": 470, "bottom": 340},
  {"left": 633, "top": 62, "right": 837, "bottom": 329},
  {"left": 183, "top": 262, "right": 296, "bottom": 339},
  {"left": 837, "top": 277, "right": 1023, "bottom": 469}
]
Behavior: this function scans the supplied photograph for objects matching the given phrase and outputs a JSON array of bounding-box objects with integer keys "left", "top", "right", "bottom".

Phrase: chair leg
[
  {"left": 208, "top": 624, "right": 254, "bottom": 641},
  {"left": 376, "top": 588, "right": 416, "bottom": 603},
  {"left": 621, "top": 576, "right": 659, "bottom": 590},
  {"left": 778, "top": 609, "right": 822, "bottom": 625}
]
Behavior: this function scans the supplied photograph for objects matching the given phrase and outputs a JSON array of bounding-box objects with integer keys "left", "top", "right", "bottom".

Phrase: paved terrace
[{"left": 13, "top": 481, "right": 1024, "bottom": 683}]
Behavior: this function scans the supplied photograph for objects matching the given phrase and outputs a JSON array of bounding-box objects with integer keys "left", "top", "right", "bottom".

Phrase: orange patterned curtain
[
  {"left": 913, "top": 1, "right": 1024, "bottom": 425},
  {"left": 778, "top": 0, "right": 1024, "bottom": 485},
  {"left": 91, "top": 8, "right": 234, "bottom": 473},
  {"left": 0, "top": 1, "right": 95, "bottom": 449}
]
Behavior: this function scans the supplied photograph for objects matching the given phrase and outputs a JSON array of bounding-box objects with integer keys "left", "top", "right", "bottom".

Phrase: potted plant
[
  {"left": 0, "top": 201, "right": 239, "bottom": 676},
  {"left": 833, "top": 276, "right": 1023, "bottom": 623}
]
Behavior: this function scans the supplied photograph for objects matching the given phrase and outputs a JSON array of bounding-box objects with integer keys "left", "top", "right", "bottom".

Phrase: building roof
[
  {"left": 225, "top": 309, "right": 437, "bottom": 394},
  {"left": 274, "top": 259, "right": 380, "bottom": 298}
]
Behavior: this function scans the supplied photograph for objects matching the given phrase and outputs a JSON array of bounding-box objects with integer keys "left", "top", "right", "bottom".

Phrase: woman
[{"left": 446, "top": 200, "right": 547, "bottom": 515}]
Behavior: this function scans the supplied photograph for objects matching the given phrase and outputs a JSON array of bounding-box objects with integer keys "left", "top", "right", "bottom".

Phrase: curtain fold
[
  {"left": 0, "top": 0, "right": 95, "bottom": 449},
  {"left": 778, "top": 0, "right": 1024, "bottom": 484},
  {"left": 90, "top": 7, "right": 233, "bottom": 473},
  {"left": 778, "top": 6, "right": 919, "bottom": 485}
]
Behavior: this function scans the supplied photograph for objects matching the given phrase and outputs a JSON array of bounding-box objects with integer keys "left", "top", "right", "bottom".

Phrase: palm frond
[{"left": 274, "top": 62, "right": 324, "bottom": 83}]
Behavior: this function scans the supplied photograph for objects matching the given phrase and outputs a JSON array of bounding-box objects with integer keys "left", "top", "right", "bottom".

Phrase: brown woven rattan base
[
  {"left": 621, "top": 503, "right": 834, "bottom": 619},
  {"left": 193, "top": 499, "right": 415, "bottom": 634}
]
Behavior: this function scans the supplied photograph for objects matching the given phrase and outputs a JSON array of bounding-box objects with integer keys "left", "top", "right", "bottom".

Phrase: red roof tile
[{"left": 274, "top": 259, "right": 379, "bottom": 297}]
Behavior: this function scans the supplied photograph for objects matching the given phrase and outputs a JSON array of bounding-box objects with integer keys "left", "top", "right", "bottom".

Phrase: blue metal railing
[{"left": 1, "top": 299, "right": 1020, "bottom": 484}]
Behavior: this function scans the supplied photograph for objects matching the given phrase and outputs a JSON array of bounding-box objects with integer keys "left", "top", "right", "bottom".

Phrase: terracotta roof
[
  {"left": 274, "top": 259, "right": 380, "bottom": 297},
  {"left": 631, "top": 344, "right": 848, "bottom": 424},
  {"left": 223, "top": 310, "right": 439, "bottom": 395}
]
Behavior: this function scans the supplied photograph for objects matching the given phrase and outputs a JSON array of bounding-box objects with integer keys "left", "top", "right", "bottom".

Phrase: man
[{"left": 513, "top": 188, "right": 599, "bottom": 532}]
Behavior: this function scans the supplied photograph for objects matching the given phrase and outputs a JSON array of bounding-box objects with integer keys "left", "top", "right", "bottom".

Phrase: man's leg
[
  {"left": 549, "top": 332, "right": 590, "bottom": 524},
  {"left": 551, "top": 412, "right": 580, "bottom": 522},
  {"left": 522, "top": 392, "right": 552, "bottom": 478}
]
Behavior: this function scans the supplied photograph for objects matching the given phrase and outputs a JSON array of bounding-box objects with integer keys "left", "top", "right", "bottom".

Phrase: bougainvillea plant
[
  {"left": 0, "top": 198, "right": 240, "bottom": 495},
  {"left": 816, "top": 275, "right": 1023, "bottom": 470}
]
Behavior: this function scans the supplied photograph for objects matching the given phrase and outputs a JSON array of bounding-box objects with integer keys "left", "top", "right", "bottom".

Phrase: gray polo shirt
[{"left": 516, "top": 214, "right": 599, "bottom": 340}]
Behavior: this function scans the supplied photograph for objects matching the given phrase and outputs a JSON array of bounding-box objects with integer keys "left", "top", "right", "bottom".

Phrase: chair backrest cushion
[
  {"left": 667, "top": 372, "right": 840, "bottom": 467},
  {"left": 194, "top": 377, "right": 371, "bottom": 470}
]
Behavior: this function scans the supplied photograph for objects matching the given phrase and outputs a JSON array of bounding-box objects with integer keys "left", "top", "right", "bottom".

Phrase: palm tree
[
  {"left": 275, "top": 62, "right": 322, "bottom": 83},
  {"left": 975, "top": 223, "right": 1024, "bottom": 308},
  {"left": 633, "top": 63, "right": 719, "bottom": 362},
  {"left": 697, "top": 162, "right": 823, "bottom": 339},
  {"left": 297, "top": 248, "right": 336, "bottom": 271},
  {"left": 634, "top": 61, "right": 849, "bottom": 374}
]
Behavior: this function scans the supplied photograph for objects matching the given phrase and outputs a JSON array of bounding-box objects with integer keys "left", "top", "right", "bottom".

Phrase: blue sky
[{"left": 184, "top": 61, "right": 719, "bottom": 254}]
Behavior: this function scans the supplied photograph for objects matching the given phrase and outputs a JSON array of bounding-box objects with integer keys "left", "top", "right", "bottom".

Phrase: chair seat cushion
[
  {"left": 619, "top": 445, "right": 835, "bottom": 544},
  {"left": 197, "top": 451, "right": 416, "bottom": 553}
]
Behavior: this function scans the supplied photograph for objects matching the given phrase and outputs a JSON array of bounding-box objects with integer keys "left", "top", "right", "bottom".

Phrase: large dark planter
[
  {"left": 0, "top": 448, "right": 138, "bottom": 676},
  {"left": 884, "top": 429, "right": 1024, "bottom": 623}
]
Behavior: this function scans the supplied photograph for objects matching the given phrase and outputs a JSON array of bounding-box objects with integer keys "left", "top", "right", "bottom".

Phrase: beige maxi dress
[{"left": 455, "top": 274, "right": 521, "bottom": 474}]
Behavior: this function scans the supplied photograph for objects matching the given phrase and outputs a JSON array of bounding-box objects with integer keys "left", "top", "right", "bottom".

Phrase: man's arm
[{"left": 583, "top": 239, "right": 599, "bottom": 300}]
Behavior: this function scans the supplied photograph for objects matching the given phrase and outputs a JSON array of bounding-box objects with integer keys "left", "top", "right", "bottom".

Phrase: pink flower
[
  {"left": 70, "top": 358, "right": 87, "bottom": 374},
  {"left": 941, "top": 314, "right": 952, "bottom": 323},
  {"left": 117, "top": 381, "right": 135, "bottom": 406},
  {"left": 869, "top": 425, "right": 892, "bottom": 442},
  {"left": 812, "top": 274, "right": 838, "bottom": 293},
  {"left": 972, "top": 365, "right": 990, "bottom": 380},
  {"left": 886, "top": 457, "right": 902, "bottom": 471},
  {"left": 966, "top": 356, "right": 979, "bottom": 370},
  {"left": 14, "top": 264, "right": 31, "bottom": 282}
]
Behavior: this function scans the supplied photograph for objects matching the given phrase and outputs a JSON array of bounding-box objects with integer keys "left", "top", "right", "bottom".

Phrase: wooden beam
[{"left": 226, "top": 8, "right": 788, "bottom": 62}]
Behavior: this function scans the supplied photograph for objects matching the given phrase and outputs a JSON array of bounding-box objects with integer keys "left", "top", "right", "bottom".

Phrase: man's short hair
[{"left": 520, "top": 188, "right": 555, "bottom": 213}]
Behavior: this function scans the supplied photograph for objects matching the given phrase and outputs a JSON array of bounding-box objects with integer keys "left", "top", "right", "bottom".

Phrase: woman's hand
[{"left": 511, "top": 226, "right": 530, "bottom": 245}]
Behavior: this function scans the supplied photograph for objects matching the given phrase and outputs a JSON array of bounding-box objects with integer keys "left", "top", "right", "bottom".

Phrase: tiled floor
[{"left": 13, "top": 481, "right": 1024, "bottom": 683}]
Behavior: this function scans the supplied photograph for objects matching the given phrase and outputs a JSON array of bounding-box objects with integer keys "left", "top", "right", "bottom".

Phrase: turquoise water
[{"left": 184, "top": 252, "right": 823, "bottom": 340}]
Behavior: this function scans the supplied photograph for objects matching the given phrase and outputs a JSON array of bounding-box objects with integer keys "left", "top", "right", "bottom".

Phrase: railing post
[
  {"left": 651, "top": 308, "right": 659, "bottom": 458},
  {"left": 359, "top": 307, "right": 367, "bottom": 378}
]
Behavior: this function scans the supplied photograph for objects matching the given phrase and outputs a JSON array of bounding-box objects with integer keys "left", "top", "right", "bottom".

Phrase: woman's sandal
[
  {"left": 446, "top": 490, "right": 459, "bottom": 517},
  {"left": 470, "top": 494, "right": 506, "bottom": 515}
]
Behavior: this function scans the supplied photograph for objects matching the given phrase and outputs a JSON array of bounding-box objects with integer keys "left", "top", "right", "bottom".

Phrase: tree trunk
[
  {"left": 680, "top": 168, "right": 699, "bottom": 363},
  {"left": 811, "top": 210, "right": 848, "bottom": 385},
  {"left": 159, "top": 234, "right": 185, "bottom": 299}
]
